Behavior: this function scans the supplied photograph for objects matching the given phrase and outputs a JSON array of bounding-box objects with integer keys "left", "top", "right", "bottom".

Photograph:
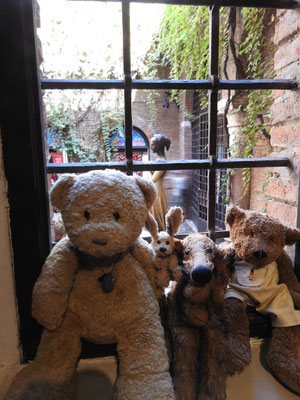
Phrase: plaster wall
[{"left": 0, "top": 134, "right": 20, "bottom": 366}]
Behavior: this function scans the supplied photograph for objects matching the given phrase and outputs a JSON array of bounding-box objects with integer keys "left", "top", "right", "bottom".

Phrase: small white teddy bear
[{"left": 145, "top": 206, "right": 183, "bottom": 299}]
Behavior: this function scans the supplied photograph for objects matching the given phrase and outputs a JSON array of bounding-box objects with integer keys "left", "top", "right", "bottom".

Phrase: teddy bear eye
[
  {"left": 206, "top": 247, "right": 212, "bottom": 254},
  {"left": 84, "top": 210, "right": 90, "bottom": 220},
  {"left": 185, "top": 248, "right": 191, "bottom": 255},
  {"left": 250, "top": 231, "right": 254, "bottom": 237},
  {"left": 113, "top": 211, "right": 120, "bottom": 221},
  {"left": 157, "top": 240, "right": 161, "bottom": 244},
  {"left": 166, "top": 241, "right": 170, "bottom": 245}
]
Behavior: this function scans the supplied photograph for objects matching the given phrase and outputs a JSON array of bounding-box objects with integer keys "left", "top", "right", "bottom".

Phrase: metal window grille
[
  {"left": 192, "top": 112, "right": 228, "bottom": 231},
  {"left": 43, "top": 0, "right": 298, "bottom": 244}
]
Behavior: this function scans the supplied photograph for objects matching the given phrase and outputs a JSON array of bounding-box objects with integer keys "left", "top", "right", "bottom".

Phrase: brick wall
[
  {"left": 249, "top": 8, "right": 300, "bottom": 227},
  {"left": 132, "top": 90, "right": 180, "bottom": 160}
]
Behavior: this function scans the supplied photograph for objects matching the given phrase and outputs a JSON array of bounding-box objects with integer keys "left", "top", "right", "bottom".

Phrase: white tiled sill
[{"left": 1, "top": 339, "right": 299, "bottom": 400}]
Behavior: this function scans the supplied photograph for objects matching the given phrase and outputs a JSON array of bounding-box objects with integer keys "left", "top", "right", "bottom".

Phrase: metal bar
[
  {"left": 132, "top": 79, "right": 211, "bottom": 90},
  {"left": 46, "top": 157, "right": 290, "bottom": 174},
  {"left": 216, "top": 157, "right": 291, "bottom": 168},
  {"left": 207, "top": 5, "right": 219, "bottom": 241},
  {"left": 41, "top": 78, "right": 297, "bottom": 91},
  {"left": 219, "top": 79, "right": 298, "bottom": 90},
  {"left": 295, "top": 175, "right": 300, "bottom": 280},
  {"left": 122, "top": 1, "right": 133, "bottom": 175},
  {"left": 40, "top": 79, "right": 124, "bottom": 90},
  {"left": 69, "top": 0, "right": 300, "bottom": 10}
]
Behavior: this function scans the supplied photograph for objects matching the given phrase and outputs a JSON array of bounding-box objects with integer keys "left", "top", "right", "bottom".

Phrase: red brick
[
  {"left": 271, "top": 125, "right": 300, "bottom": 148},
  {"left": 267, "top": 200, "right": 297, "bottom": 226},
  {"left": 274, "top": 11, "right": 300, "bottom": 45},
  {"left": 272, "top": 89, "right": 285, "bottom": 100},
  {"left": 270, "top": 99, "right": 298, "bottom": 125},
  {"left": 274, "top": 36, "right": 300, "bottom": 70},
  {"left": 266, "top": 177, "right": 298, "bottom": 204}
]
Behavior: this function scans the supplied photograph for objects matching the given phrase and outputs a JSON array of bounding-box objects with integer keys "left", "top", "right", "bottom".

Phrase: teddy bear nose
[
  {"left": 160, "top": 246, "right": 167, "bottom": 253},
  {"left": 253, "top": 250, "right": 267, "bottom": 259},
  {"left": 92, "top": 239, "right": 108, "bottom": 246},
  {"left": 191, "top": 266, "right": 212, "bottom": 285}
]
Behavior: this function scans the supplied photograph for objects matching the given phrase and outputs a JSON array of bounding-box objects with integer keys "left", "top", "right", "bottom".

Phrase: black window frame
[{"left": 1, "top": 0, "right": 299, "bottom": 361}]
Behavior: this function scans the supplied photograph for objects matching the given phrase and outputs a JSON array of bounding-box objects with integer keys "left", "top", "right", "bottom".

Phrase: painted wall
[{"left": 0, "top": 134, "right": 20, "bottom": 366}]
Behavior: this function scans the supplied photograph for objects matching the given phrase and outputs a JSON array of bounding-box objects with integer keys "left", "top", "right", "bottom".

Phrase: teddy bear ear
[
  {"left": 166, "top": 206, "right": 183, "bottom": 236},
  {"left": 285, "top": 226, "right": 300, "bottom": 245},
  {"left": 226, "top": 205, "right": 246, "bottom": 227},
  {"left": 50, "top": 174, "right": 76, "bottom": 211},
  {"left": 134, "top": 175, "right": 157, "bottom": 209},
  {"left": 145, "top": 213, "right": 158, "bottom": 239}
]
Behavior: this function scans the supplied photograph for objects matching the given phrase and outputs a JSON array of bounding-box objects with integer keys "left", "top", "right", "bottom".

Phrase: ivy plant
[{"left": 146, "top": 5, "right": 275, "bottom": 197}]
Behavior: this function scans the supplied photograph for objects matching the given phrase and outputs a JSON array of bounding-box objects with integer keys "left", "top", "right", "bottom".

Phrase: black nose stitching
[
  {"left": 160, "top": 247, "right": 166, "bottom": 253},
  {"left": 253, "top": 250, "right": 267, "bottom": 259},
  {"left": 191, "top": 266, "right": 212, "bottom": 285}
]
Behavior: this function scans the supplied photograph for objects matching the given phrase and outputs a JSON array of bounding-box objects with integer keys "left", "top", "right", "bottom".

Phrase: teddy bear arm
[
  {"left": 277, "top": 251, "right": 300, "bottom": 309},
  {"left": 132, "top": 237, "right": 154, "bottom": 269},
  {"left": 222, "top": 297, "right": 251, "bottom": 375},
  {"left": 155, "top": 264, "right": 171, "bottom": 288},
  {"left": 32, "top": 238, "right": 79, "bottom": 331}
]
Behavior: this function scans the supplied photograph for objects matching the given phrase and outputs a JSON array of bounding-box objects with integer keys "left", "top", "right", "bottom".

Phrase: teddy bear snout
[
  {"left": 253, "top": 249, "right": 267, "bottom": 259},
  {"left": 191, "top": 266, "right": 212, "bottom": 285},
  {"left": 159, "top": 246, "right": 167, "bottom": 253},
  {"left": 92, "top": 238, "right": 108, "bottom": 246}
]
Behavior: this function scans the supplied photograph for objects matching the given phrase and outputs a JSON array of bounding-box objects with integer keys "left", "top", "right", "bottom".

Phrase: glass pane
[
  {"left": 38, "top": 0, "right": 123, "bottom": 80},
  {"left": 44, "top": 89, "right": 124, "bottom": 163}
]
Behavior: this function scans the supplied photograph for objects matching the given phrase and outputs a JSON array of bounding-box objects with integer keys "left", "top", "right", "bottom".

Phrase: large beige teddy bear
[{"left": 4, "top": 169, "right": 175, "bottom": 400}]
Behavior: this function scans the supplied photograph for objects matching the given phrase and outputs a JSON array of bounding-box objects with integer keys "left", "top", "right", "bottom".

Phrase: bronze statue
[{"left": 150, "top": 134, "right": 171, "bottom": 231}]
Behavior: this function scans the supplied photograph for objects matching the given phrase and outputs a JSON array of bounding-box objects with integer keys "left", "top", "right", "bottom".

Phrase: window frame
[{"left": 1, "top": 0, "right": 299, "bottom": 360}]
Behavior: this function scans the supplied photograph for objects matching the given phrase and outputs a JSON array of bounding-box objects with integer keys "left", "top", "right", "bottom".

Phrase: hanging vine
[{"left": 146, "top": 5, "right": 276, "bottom": 196}]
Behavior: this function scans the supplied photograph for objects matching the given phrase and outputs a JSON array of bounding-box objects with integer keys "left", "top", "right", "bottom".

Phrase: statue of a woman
[{"left": 150, "top": 134, "right": 171, "bottom": 231}]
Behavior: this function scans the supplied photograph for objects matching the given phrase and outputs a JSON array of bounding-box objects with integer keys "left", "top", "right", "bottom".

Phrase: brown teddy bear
[
  {"left": 165, "top": 233, "right": 251, "bottom": 400},
  {"left": 144, "top": 206, "right": 183, "bottom": 300},
  {"left": 225, "top": 205, "right": 300, "bottom": 395},
  {"left": 4, "top": 169, "right": 175, "bottom": 400}
]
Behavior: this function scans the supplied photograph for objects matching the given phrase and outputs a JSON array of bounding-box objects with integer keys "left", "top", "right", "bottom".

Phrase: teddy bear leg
[
  {"left": 267, "top": 325, "right": 300, "bottom": 395},
  {"left": 171, "top": 326, "right": 199, "bottom": 400},
  {"left": 4, "top": 316, "right": 82, "bottom": 400},
  {"left": 223, "top": 297, "right": 251, "bottom": 375},
  {"left": 115, "top": 319, "right": 175, "bottom": 400}
]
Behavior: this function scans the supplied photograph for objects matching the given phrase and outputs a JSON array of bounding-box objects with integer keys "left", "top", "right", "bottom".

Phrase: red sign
[{"left": 52, "top": 153, "right": 64, "bottom": 163}]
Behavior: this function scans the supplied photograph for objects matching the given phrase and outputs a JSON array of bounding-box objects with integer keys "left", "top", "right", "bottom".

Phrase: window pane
[
  {"left": 38, "top": 0, "right": 123, "bottom": 80},
  {"left": 44, "top": 89, "right": 124, "bottom": 164}
]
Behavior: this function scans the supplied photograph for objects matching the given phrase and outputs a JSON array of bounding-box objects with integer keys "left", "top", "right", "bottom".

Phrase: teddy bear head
[
  {"left": 145, "top": 206, "right": 183, "bottom": 258},
  {"left": 226, "top": 205, "right": 300, "bottom": 268},
  {"left": 181, "top": 234, "right": 230, "bottom": 303},
  {"left": 173, "top": 233, "right": 230, "bottom": 327},
  {"left": 50, "top": 169, "right": 156, "bottom": 258}
]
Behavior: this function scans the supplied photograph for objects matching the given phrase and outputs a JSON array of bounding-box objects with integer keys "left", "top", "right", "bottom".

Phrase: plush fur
[
  {"left": 226, "top": 205, "right": 300, "bottom": 395},
  {"left": 144, "top": 206, "right": 183, "bottom": 299},
  {"left": 4, "top": 169, "right": 175, "bottom": 400},
  {"left": 164, "top": 233, "right": 251, "bottom": 400}
]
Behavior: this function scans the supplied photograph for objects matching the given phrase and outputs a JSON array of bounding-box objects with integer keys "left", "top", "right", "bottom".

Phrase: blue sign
[
  {"left": 109, "top": 129, "right": 147, "bottom": 148},
  {"left": 46, "top": 128, "right": 61, "bottom": 147}
]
